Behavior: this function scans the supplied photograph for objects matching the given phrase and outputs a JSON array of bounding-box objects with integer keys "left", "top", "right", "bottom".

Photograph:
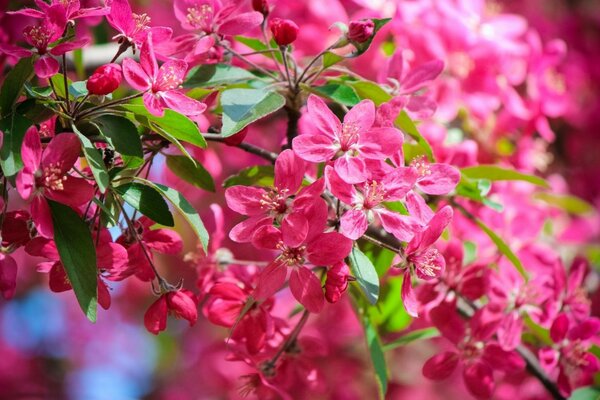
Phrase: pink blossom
[
  {"left": 204, "top": 280, "right": 275, "bottom": 354},
  {"left": 401, "top": 205, "right": 453, "bottom": 317},
  {"left": 107, "top": 0, "right": 172, "bottom": 50},
  {"left": 173, "top": 0, "right": 262, "bottom": 35},
  {"left": 0, "top": 5, "right": 88, "bottom": 78},
  {"left": 144, "top": 289, "right": 198, "bottom": 334},
  {"left": 539, "top": 313, "right": 600, "bottom": 396},
  {"left": 115, "top": 216, "right": 183, "bottom": 281},
  {"left": 293, "top": 95, "right": 403, "bottom": 184},
  {"left": 122, "top": 34, "right": 206, "bottom": 117},
  {"left": 225, "top": 149, "right": 326, "bottom": 243},
  {"left": 16, "top": 129, "right": 94, "bottom": 238},
  {"left": 423, "top": 301, "right": 525, "bottom": 399},
  {"left": 86, "top": 63, "right": 123, "bottom": 95},
  {"left": 324, "top": 262, "right": 351, "bottom": 303},
  {"left": 9, "top": 0, "right": 109, "bottom": 23},
  {"left": 326, "top": 165, "right": 419, "bottom": 241},
  {"left": 0, "top": 253, "right": 18, "bottom": 300},
  {"left": 251, "top": 213, "right": 352, "bottom": 313}
]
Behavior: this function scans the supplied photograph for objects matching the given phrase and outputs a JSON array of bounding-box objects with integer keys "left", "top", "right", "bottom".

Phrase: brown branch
[{"left": 203, "top": 133, "right": 279, "bottom": 163}]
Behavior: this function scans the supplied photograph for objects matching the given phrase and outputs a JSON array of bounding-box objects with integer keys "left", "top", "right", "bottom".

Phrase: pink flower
[
  {"left": 270, "top": 18, "right": 299, "bottom": 46},
  {"left": 324, "top": 262, "right": 351, "bottom": 303},
  {"left": 115, "top": 216, "right": 183, "bottom": 281},
  {"left": 326, "top": 165, "right": 419, "bottom": 241},
  {"left": 0, "top": 253, "right": 18, "bottom": 300},
  {"left": 252, "top": 213, "right": 353, "bottom": 313},
  {"left": 225, "top": 149, "right": 326, "bottom": 243},
  {"left": 293, "top": 95, "right": 403, "bottom": 184},
  {"left": 423, "top": 301, "right": 525, "bottom": 399},
  {"left": 107, "top": 0, "right": 172, "bottom": 50},
  {"left": 401, "top": 205, "right": 453, "bottom": 317},
  {"left": 1, "top": 210, "right": 31, "bottom": 249},
  {"left": 122, "top": 35, "right": 207, "bottom": 117},
  {"left": 377, "top": 51, "right": 444, "bottom": 121},
  {"left": 204, "top": 281, "right": 275, "bottom": 354},
  {"left": 173, "top": 0, "right": 262, "bottom": 35},
  {"left": 553, "top": 257, "right": 591, "bottom": 322},
  {"left": 86, "top": 63, "right": 123, "bottom": 95},
  {"left": 9, "top": 0, "right": 109, "bottom": 22},
  {"left": 347, "top": 20, "right": 374, "bottom": 43},
  {"left": 0, "top": 5, "right": 88, "bottom": 78},
  {"left": 392, "top": 155, "right": 460, "bottom": 196},
  {"left": 539, "top": 314, "right": 600, "bottom": 396},
  {"left": 16, "top": 129, "right": 94, "bottom": 238},
  {"left": 144, "top": 289, "right": 198, "bottom": 335},
  {"left": 25, "top": 231, "right": 128, "bottom": 310}
]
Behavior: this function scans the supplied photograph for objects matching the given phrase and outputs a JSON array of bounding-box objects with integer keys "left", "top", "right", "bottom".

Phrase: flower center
[
  {"left": 562, "top": 340, "right": 590, "bottom": 369},
  {"left": 460, "top": 339, "right": 484, "bottom": 361},
  {"left": 259, "top": 189, "right": 289, "bottom": 215},
  {"left": 41, "top": 163, "right": 67, "bottom": 191},
  {"left": 23, "top": 25, "right": 52, "bottom": 53},
  {"left": 338, "top": 122, "right": 360, "bottom": 152},
  {"left": 132, "top": 13, "right": 151, "bottom": 36},
  {"left": 154, "top": 65, "right": 183, "bottom": 92},
  {"left": 410, "top": 155, "right": 431, "bottom": 179},
  {"left": 411, "top": 248, "right": 442, "bottom": 278},
  {"left": 362, "top": 180, "right": 387, "bottom": 209},
  {"left": 277, "top": 241, "right": 306, "bottom": 267},
  {"left": 186, "top": 4, "right": 213, "bottom": 32}
]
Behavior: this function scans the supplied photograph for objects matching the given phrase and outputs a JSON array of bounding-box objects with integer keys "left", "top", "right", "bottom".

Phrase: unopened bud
[
  {"left": 269, "top": 18, "right": 299, "bottom": 46},
  {"left": 252, "top": 0, "right": 269, "bottom": 16},
  {"left": 347, "top": 19, "right": 375, "bottom": 43},
  {"left": 86, "top": 63, "right": 122, "bottom": 96}
]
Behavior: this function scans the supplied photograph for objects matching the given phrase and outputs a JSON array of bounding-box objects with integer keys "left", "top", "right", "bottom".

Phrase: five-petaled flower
[{"left": 122, "top": 33, "right": 207, "bottom": 117}]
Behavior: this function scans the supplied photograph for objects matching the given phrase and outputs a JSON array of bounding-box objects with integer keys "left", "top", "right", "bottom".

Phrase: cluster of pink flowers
[{"left": 0, "top": 0, "right": 598, "bottom": 399}]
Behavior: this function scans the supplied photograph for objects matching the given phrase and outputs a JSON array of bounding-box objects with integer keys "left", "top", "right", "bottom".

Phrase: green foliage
[
  {"left": 48, "top": 200, "right": 98, "bottom": 322},
  {"left": 223, "top": 165, "right": 275, "bottom": 188},
  {"left": 135, "top": 178, "right": 209, "bottom": 252},
  {"left": 121, "top": 104, "right": 207, "bottom": 148},
  {"left": 462, "top": 165, "right": 549, "bottom": 188},
  {"left": 92, "top": 115, "right": 143, "bottom": 167},
  {"left": 349, "top": 247, "right": 380, "bottom": 305},
  {"left": 0, "top": 113, "right": 32, "bottom": 178},
  {"left": 395, "top": 110, "right": 435, "bottom": 162},
  {"left": 113, "top": 182, "right": 175, "bottom": 227},
  {"left": 220, "top": 88, "right": 286, "bottom": 137},
  {"left": 73, "top": 124, "right": 110, "bottom": 193},
  {"left": 533, "top": 192, "right": 594, "bottom": 215},
  {"left": 382, "top": 327, "right": 440, "bottom": 351},
  {"left": 185, "top": 64, "right": 258, "bottom": 88},
  {"left": 0, "top": 57, "right": 34, "bottom": 117},
  {"left": 166, "top": 155, "right": 215, "bottom": 192},
  {"left": 310, "top": 83, "right": 361, "bottom": 106}
]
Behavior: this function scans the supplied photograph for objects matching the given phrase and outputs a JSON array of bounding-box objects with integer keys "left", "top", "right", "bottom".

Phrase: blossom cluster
[{"left": 0, "top": 1, "right": 598, "bottom": 399}]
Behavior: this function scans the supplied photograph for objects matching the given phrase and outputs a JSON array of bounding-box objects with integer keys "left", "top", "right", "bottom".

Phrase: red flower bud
[
  {"left": 269, "top": 18, "right": 299, "bottom": 46},
  {"left": 347, "top": 20, "right": 375, "bottom": 43},
  {"left": 86, "top": 63, "right": 123, "bottom": 96},
  {"left": 144, "top": 289, "right": 198, "bottom": 335},
  {"left": 252, "top": 0, "right": 269, "bottom": 16}
]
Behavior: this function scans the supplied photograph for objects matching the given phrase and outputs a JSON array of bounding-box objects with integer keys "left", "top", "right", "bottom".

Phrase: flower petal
[
  {"left": 292, "top": 134, "right": 336, "bottom": 163},
  {"left": 340, "top": 209, "right": 368, "bottom": 240},
  {"left": 306, "top": 95, "right": 341, "bottom": 139},
  {"left": 274, "top": 149, "right": 306, "bottom": 193},
  {"left": 289, "top": 266, "right": 324, "bottom": 313},
  {"left": 422, "top": 351, "right": 459, "bottom": 380}
]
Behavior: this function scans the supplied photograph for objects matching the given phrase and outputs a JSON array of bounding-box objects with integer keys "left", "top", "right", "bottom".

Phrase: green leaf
[
  {"left": 349, "top": 80, "right": 392, "bottom": 106},
  {"left": 16, "top": 98, "right": 56, "bottom": 123},
  {"left": 463, "top": 241, "right": 477, "bottom": 266},
  {"left": 135, "top": 178, "right": 209, "bottom": 252},
  {"left": 223, "top": 165, "right": 275, "bottom": 188},
  {"left": 322, "top": 51, "right": 344, "bottom": 69},
  {"left": 48, "top": 200, "right": 98, "bottom": 322},
  {"left": 0, "top": 113, "right": 32, "bottom": 178},
  {"left": 184, "top": 64, "right": 257, "bottom": 88},
  {"left": 533, "top": 192, "right": 594, "bottom": 215},
  {"left": 461, "top": 165, "right": 549, "bottom": 188},
  {"left": 311, "top": 83, "right": 361, "bottom": 106},
  {"left": 234, "top": 36, "right": 283, "bottom": 63},
  {"left": 360, "top": 313, "right": 388, "bottom": 399},
  {"left": 568, "top": 386, "right": 600, "bottom": 400},
  {"left": 0, "top": 57, "right": 34, "bottom": 117},
  {"left": 49, "top": 73, "right": 73, "bottom": 99},
  {"left": 113, "top": 182, "right": 174, "bottom": 227},
  {"left": 121, "top": 104, "right": 206, "bottom": 148},
  {"left": 91, "top": 115, "right": 143, "bottom": 165},
  {"left": 220, "top": 88, "right": 286, "bottom": 137},
  {"left": 349, "top": 247, "right": 380, "bottom": 305},
  {"left": 367, "top": 277, "right": 410, "bottom": 332},
  {"left": 73, "top": 124, "right": 110, "bottom": 193},
  {"left": 166, "top": 155, "right": 215, "bottom": 192},
  {"left": 348, "top": 18, "right": 391, "bottom": 57},
  {"left": 395, "top": 111, "right": 435, "bottom": 162},
  {"left": 382, "top": 327, "right": 440, "bottom": 351},
  {"left": 455, "top": 175, "right": 503, "bottom": 211},
  {"left": 475, "top": 218, "right": 529, "bottom": 281}
]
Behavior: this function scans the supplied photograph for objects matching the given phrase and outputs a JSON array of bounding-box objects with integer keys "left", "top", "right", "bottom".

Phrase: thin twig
[{"left": 203, "top": 133, "right": 279, "bottom": 163}]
